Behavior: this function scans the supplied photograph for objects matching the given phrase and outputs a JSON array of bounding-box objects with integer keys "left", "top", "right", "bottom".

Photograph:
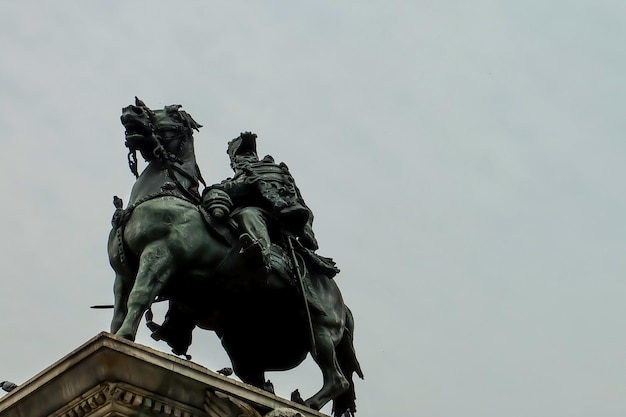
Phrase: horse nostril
[{"left": 131, "top": 106, "right": 143, "bottom": 115}]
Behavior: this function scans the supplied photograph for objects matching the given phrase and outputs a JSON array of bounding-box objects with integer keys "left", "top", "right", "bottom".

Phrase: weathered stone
[
  {"left": 264, "top": 407, "right": 305, "bottom": 417},
  {"left": 0, "top": 333, "right": 328, "bottom": 417}
]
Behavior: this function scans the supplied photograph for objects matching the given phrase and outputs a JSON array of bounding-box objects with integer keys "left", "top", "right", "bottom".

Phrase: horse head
[{"left": 121, "top": 97, "right": 202, "bottom": 177}]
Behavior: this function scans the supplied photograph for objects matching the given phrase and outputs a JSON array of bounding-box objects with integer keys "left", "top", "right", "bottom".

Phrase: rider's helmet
[{"left": 227, "top": 132, "right": 258, "bottom": 168}]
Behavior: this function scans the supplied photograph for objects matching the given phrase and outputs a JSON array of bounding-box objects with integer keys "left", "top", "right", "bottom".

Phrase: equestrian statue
[{"left": 108, "top": 98, "right": 363, "bottom": 416}]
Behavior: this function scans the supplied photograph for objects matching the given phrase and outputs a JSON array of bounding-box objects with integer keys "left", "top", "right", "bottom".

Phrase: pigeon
[
  {"left": 1, "top": 381, "right": 17, "bottom": 393},
  {"left": 263, "top": 379, "right": 275, "bottom": 394},
  {"left": 216, "top": 367, "right": 233, "bottom": 376},
  {"left": 290, "top": 389, "right": 305, "bottom": 404}
]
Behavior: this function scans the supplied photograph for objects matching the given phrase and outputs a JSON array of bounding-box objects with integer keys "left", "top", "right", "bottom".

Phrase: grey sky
[{"left": 1, "top": 2, "right": 626, "bottom": 416}]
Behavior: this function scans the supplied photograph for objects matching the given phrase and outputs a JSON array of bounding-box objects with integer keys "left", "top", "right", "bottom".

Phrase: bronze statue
[
  {"left": 203, "top": 131, "right": 339, "bottom": 288},
  {"left": 206, "top": 131, "right": 319, "bottom": 272},
  {"left": 108, "top": 98, "right": 363, "bottom": 416}
]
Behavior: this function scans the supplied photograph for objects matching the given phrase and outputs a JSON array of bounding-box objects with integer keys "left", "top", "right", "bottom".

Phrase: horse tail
[{"left": 332, "top": 306, "right": 364, "bottom": 417}]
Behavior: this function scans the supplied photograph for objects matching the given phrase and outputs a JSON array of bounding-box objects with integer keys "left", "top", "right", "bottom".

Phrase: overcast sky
[{"left": 1, "top": 2, "right": 626, "bottom": 416}]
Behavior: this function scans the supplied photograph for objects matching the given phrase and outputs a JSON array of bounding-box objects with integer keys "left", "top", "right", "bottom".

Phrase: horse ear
[
  {"left": 135, "top": 96, "right": 147, "bottom": 107},
  {"left": 180, "top": 111, "right": 202, "bottom": 132},
  {"left": 165, "top": 104, "right": 183, "bottom": 113}
]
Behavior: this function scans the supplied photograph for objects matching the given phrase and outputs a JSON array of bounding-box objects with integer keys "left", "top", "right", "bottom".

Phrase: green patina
[{"left": 109, "top": 98, "right": 362, "bottom": 416}]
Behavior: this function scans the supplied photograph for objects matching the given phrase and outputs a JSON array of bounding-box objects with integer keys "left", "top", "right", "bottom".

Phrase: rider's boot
[{"left": 239, "top": 233, "right": 271, "bottom": 271}]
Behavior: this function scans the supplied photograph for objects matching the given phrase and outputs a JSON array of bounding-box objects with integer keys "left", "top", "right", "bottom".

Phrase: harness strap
[
  {"left": 112, "top": 190, "right": 193, "bottom": 265},
  {"left": 167, "top": 164, "right": 202, "bottom": 203}
]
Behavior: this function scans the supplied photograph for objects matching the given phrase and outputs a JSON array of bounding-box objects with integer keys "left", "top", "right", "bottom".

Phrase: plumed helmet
[{"left": 227, "top": 131, "right": 258, "bottom": 161}]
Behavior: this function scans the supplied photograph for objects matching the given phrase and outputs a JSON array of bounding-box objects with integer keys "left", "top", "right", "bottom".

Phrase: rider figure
[
  {"left": 205, "top": 132, "right": 319, "bottom": 270},
  {"left": 153, "top": 131, "right": 340, "bottom": 358}
]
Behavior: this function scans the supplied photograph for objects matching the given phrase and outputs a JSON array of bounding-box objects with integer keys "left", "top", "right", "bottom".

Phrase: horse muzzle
[{"left": 121, "top": 105, "right": 153, "bottom": 141}]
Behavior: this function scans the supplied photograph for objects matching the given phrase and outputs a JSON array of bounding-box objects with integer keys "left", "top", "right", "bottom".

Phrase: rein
[
  {"left": 167, "top": 163, "right": 205, "bottom": 202},
  {"left": 125, "top": 105, "right": 194, "bottom": 178},
  {"left": 125, "top": 115, "right": 203, "bottom": 200}
]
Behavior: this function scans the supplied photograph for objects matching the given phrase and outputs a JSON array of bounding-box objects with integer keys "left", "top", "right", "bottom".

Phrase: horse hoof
[{"left": 115, "top": 331, "right": 136, "bottom": 342}]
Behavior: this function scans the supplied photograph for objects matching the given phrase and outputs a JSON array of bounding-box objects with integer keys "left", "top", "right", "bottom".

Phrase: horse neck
[
  {"left": 128, "top": 151, "right": 201, "bottom": 206},
  {"left": 177, "top": 141, "right": 203, "bottom": 184}
]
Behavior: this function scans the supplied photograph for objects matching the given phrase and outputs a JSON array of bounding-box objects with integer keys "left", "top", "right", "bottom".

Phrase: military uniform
[
  {"left": 227, "top": 156, "right": 311, "bottom": 234},
  {"left": 205, "top": 132, "right": 318, "bottom": 269}
]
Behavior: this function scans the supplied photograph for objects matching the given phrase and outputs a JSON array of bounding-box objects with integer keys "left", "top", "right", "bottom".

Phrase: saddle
[{"left": 197, "top": 204, "right": 339, "bottom": 316}]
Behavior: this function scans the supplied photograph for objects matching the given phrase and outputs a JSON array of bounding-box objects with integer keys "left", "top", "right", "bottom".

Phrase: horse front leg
[
  {"left": 111, "top": 271, "right": 131, "bottom": 334},
  {"left": 115, "top": 243, "right": 174, "bottom": 341}
]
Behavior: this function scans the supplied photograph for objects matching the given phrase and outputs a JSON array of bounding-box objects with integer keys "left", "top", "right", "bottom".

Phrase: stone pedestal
[{"left": 0, "top": 332, "right": 327, "bottom": 417}]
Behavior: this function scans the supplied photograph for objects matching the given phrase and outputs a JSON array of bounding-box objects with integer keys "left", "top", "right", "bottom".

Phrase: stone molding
[
  {"left": 0, "top": 333, "right": 326, "bottom": 417},
  {"left": 49, "top": 382, "right": 206, "bottom": 417},
  {"left": 40, "top": 381, "right": 306, "bottom": 417}
]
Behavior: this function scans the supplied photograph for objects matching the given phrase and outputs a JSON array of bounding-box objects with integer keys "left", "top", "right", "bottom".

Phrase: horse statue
[{"left": 108, "top": 98, "right": 363, "bottom": 416}]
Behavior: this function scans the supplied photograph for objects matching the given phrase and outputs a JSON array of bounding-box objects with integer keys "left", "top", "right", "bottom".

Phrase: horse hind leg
[
  {"left": 230, "top": 359, "right": 269, "bottom": 394},
  {"left": 115, "top": 243, "right": 174, "bottom": 340},
  {"left": 304, "top": 326, "right": 349, "bottom": 411},
  {"left": 331, "top": 307, "right": 364, "bottom": 417}
]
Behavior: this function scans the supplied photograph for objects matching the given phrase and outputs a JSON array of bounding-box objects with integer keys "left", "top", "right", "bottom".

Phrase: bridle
[
  {"left": 123, "top": 104, "right": 206, "bottom": 203},
  {"left": 125, "top": 105, "right": 193, "bottom": 178}
]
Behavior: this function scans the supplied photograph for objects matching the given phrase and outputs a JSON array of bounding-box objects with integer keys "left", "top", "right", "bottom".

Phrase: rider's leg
[
  {"left": 233, "top": 207, "right": 271, "bottom": 250},
  {"left": 232, "top": 207, "right": 271, "bottom": 269}
]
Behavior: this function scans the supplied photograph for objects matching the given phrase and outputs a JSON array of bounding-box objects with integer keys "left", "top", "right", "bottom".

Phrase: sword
[
  {"left": 286, "top": 235, "right": 317, "bottom": 358},
  {"left": 90, "top": 297, "right": 168, "bottom": 309}
]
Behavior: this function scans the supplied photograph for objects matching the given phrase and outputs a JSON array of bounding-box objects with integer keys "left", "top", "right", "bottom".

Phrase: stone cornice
[
  {"left": 50, "top": 382, "right": 206, "bottom": 417},
  {"left": 0, "top": 332, "right": 327, "bottom": 417}
]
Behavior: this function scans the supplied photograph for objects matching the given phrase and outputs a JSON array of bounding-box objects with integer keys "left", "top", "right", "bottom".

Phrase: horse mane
[
  {"left": 163, "top": 104, "right": 202, "bottom": 132},
  {"left": 179, "top": 110, "right": 202, "bottom": 131}
]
